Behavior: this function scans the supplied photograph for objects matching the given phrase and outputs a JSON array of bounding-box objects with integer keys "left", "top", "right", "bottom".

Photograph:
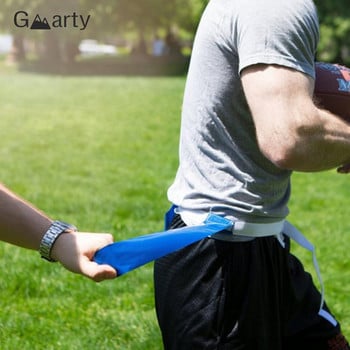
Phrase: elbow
[
  {"left": 255, "top": 106, "right": 324, "bottom": 171},
  {"left": 258, "top": 136, "right": 302, "bottom": 170},
  {"left": 270, "top": 152, "right": 299, "bottom": 170}
]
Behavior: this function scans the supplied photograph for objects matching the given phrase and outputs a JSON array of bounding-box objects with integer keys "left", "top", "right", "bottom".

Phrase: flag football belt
[{"left": 94, "top": 205, "right": 336, "bottom": 326}]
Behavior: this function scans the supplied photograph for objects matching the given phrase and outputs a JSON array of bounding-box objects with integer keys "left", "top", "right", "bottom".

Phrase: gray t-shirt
[{"left": 167, "top": 0, "right": 319, "bottom": 224}]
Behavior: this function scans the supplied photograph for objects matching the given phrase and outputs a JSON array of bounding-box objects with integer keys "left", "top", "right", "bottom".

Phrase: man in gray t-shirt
[
  {"left": 168, "top": 0, "right": 318, "bottom": 224},
  {"left": 155, "top": 0, "right": 350, "bottom": 349}
]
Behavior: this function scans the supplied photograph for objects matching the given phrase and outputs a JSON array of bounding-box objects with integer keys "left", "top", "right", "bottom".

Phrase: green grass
[
  {"left": 0, "top": 67, "right": 184, "bottom": 349},
  {"left": 0, "top": 66, "right": 349, "bottom": 348},
  {"left": 288, "top": 171, "right": 350, "bottom": 337}
]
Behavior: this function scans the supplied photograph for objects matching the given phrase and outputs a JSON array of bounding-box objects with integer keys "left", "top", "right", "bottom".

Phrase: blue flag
[{"left": 93, "top": 212, "right": 233, "bottom": 276}]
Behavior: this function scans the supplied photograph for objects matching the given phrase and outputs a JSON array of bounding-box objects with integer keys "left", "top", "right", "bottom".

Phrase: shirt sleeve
[{"left": 235, "top": 0, "right": 319, "bottom": 79}]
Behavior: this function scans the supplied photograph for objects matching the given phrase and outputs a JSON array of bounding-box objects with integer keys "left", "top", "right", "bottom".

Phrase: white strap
[
  {"left": 232, "top": 220, "right": 285, "bottom": 237},
  {"left": 283, "top": 221, "right": 324, "bottom": 310},
  {"left": 283, "top": 221, "right": 337, "bottom": 325},
  {"left": 181, "top": 208, "right": 336, "bottom": 323},
  {"left": 225, "top": 218, "right": 334, "bottom": 322},
  {"left": 234, "top": 219, "right": 334, "bottom": 322},
  {"left": 212, "top": 219, "right": 285, "bottom": 242}
]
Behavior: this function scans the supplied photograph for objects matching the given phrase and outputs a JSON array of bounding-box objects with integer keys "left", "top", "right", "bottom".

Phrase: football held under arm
[{"left": 241, "top": 64, "right": 350, "bottom": 172}]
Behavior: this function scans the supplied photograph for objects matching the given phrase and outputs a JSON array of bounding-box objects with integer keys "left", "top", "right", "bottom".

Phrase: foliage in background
[
  {"left": 1, "top": 0, "right": 349, "bottom": 64},
  {"left": 0, "top": 0, "right": 208, "bottom": 35},
  {"left": 0, "top": 0, "right": 209, "bottom": 62},
  {"left": 314, "top": 0, "right": 350, "bottom": 64}
]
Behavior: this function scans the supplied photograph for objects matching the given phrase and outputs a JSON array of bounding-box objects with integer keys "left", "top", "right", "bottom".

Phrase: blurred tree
[
  {"left": 79, "top": 0, "right": 117, "bottom": 37},
  {"left": 0, "top": 0, "right": 82, "bottom": 63},
  {"left": 0, "top": 0, "right": 39, "bottom": 61},
  {"left": 81, "top": 0, "right": 209, "bottom": 52},
  {"left": 113, "top": 0, "right": 207, "bottom": 33},
  {"left": 314, "top": 0, "right": 350, "bottom": 64},
  {"left": 0, "top": 0, "right": 209, "bottom": 62},
  {"left": 2, "top": 1, "right": 349, "bottom": 65}
]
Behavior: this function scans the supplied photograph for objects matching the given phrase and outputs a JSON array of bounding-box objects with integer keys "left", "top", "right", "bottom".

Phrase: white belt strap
[
  {"left": 216, "top": 217, "right": 337, "bottom": 326},
  {"left": 283, "top": 221, "right": 337, "bottom": 326},
  {"left": 283, "top": 222, "right": 324, "bottom": 309},
  {"left": 180, "top": 207, "right": 338, "bottom": 326},
  {"left": 227, "top": 219, "right": 324, "bottom": 311},
  {"left": 232, "top": 220, "right": 285, "bottom": 237}
]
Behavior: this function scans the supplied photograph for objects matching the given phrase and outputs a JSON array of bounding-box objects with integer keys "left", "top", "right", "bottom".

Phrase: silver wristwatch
[{"left": 39, "top": 221, "right": 77, "bottom": 262}]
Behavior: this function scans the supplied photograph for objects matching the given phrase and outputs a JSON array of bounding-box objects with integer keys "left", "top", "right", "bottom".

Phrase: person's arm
[
  {"left": 0, "top": 183, "right": 117, "bottom": 281},
  {"left": 241, "top": 64, "right": 350, "bottom": 172}
]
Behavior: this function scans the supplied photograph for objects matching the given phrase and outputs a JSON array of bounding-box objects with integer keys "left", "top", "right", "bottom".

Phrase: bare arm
[
  {"left": 0, "top": 183, "right": 52, "bottom": 249},
  {"left": 0, "top": 183, "right": 116, "bottom": 281},
  {"left": 241, "top": 64, "right": 350, "bottom": 172}
]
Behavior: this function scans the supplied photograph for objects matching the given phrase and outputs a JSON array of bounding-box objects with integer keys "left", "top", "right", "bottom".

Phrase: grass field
[{"left": 0, "top": 64, "right": 349, "bottom": 349}]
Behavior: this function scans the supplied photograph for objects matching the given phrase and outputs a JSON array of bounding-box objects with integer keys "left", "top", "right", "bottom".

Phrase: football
[{"left": 314, "top": 62, "right": 350, "bottom": 122}]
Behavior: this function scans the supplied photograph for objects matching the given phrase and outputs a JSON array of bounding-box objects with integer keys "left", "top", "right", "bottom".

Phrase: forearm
[
  {"left": 0, "top": 183, "right": 52, "bottom": 250},
  {"left": 281, "top": 107, "right": 350, "bottom": 172},
  {"left": 242, "top": 64, "right": 350, "bottom": 172},
  {"left": 0, "top": 183, "right": 116, "bottom": 281}
]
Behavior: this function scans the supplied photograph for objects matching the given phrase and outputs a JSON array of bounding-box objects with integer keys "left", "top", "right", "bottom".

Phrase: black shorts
[{"left": 154, "top": 215, "right": 349, "bottom": 350}]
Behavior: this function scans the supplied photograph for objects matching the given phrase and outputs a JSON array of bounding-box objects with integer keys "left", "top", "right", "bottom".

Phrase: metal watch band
[{"left": 39, "top": 220, "right": 77, "bottom": 262}]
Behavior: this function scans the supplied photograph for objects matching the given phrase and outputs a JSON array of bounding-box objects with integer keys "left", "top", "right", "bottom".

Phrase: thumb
[{"left": 79, "top": 259, "right": 117, "bottom": 282}]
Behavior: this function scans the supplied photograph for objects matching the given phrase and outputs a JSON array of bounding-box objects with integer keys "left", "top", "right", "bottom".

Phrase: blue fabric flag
[{"left": 93, "top": 212, "right": 233, "bottom": 276}]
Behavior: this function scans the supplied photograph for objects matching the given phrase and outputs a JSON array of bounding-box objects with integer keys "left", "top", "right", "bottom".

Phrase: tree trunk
[
  {"left": 42, "top": 32, "right": 62, "bottom": 63},
  {"left": 6, "top": 34, "right": 26, "bottom": 64}
]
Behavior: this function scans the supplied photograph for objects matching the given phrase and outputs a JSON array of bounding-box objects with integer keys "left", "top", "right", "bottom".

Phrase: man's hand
[{"left": 51, "top": 232, "right": 117, "bottom": 282}]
